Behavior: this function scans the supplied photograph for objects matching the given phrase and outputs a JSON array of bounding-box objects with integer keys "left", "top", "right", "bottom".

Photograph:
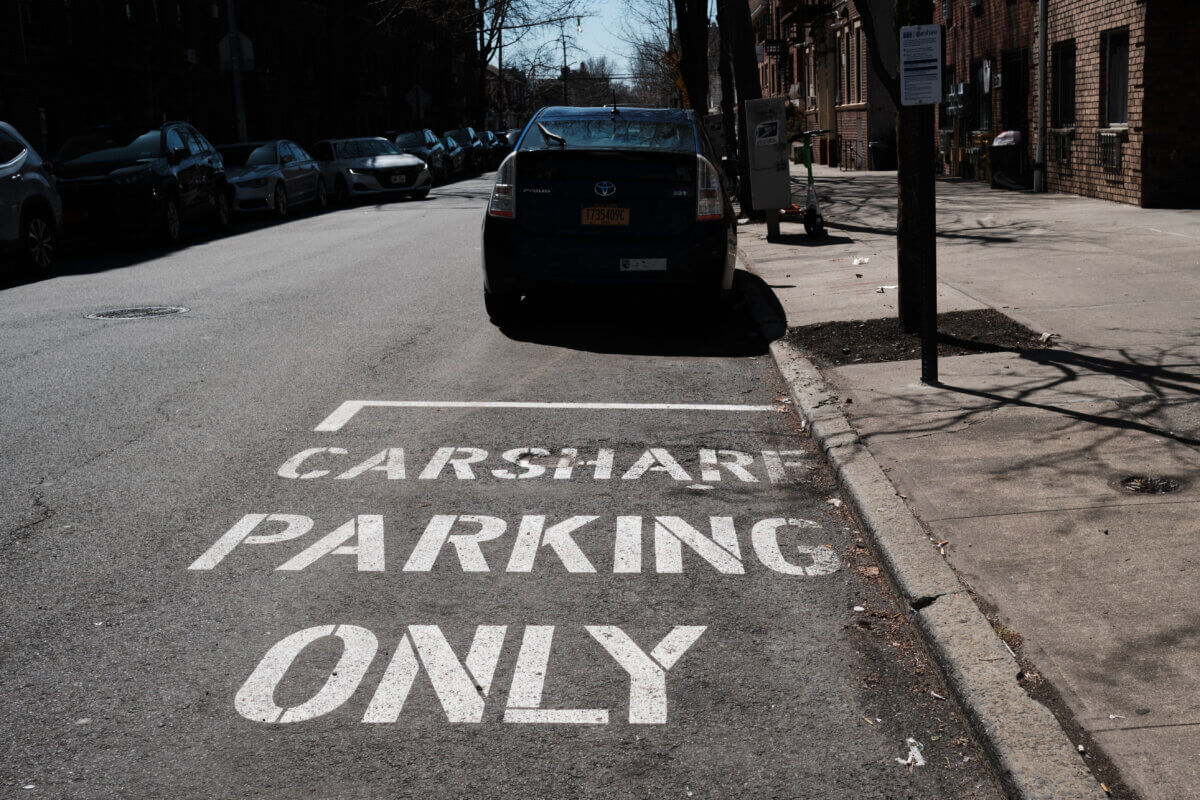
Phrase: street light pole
[{"left": 561, "top": 24, "right": 569, "bottom": 105}]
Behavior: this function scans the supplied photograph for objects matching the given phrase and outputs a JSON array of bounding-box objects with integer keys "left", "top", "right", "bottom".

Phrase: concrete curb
[
  {"left": 768, "top": 339, "right": 1105, "bottom": 800},
  {"left": 736, "top": 270, "right": 1106, "bottom": 798}
]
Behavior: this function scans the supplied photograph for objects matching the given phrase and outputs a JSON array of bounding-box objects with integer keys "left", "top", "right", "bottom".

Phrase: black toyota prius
[{"left": 481, "top": 106, "right": 737, "bottom": 326}]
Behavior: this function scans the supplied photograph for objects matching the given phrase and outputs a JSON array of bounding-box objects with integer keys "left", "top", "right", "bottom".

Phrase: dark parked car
[
  {"left": 440, "top": 136, "right": 467, "bottom": 177},
  {"left": 55, "top": 122, "right": 230, "bottom": 245},
  {"left": 481, "top": 106, "right": 736, "bottom": 326},
  {"left": 443, "top": 127, "right": 486, "bottom": 173},
  {"left": 393, "top": 129, "right": 448, "bottom": 184},
  {"left": 218, "top": 140, "right": 326, "bottom": 218},
  {"left": 0, "top": 121, "right": 63, "bottom": 272},
  {"left": 480, "top": 130, "right": 507, "bottom": 167}
]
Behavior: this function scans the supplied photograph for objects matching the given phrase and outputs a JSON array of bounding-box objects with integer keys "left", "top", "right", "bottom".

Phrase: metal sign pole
[{"left": 900, "top": 24, "right": 943, "bottom": 385}]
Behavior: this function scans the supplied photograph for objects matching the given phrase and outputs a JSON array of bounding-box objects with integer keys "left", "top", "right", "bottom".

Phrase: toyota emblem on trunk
[{"left": 594, "top": 180, "right": 616, "bottom": 197}]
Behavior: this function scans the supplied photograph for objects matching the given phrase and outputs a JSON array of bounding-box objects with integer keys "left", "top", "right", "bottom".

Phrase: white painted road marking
[
  {"left": 189, "top": 513, "right": 841, "bottom": 576},
  {"left": 314, "top": 401, "right": 784, "bottom": 432},
  {"left": 276, "top": 446, "right": 811, "bottom": 484},
  {"left": 236, "top": 624, "right": 705, "bottom": 725}
]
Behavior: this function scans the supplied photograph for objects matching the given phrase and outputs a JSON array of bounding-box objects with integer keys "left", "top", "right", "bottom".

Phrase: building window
[
  {"left": 1051, "top": 40, "right": 1076, "bottom": 127},
  {"left": 971, "top": 59, "right": 991, "bottom": 130},
  {"left": 836, "top": 31, "right": 844, "bottom": 104},
  {"left": 1103, "top": 28, "right": 1129, "bottom": 125},
  {"left": 855, "top": 26, "right": 865, "bottom": 102}
]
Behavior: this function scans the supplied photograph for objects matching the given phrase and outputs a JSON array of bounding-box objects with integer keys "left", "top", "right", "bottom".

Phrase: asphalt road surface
[{"left": 0, "top": 176, "right": 1000, "bottom": 798}]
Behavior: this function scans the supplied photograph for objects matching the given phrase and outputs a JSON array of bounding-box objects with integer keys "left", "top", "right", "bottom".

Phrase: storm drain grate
[
  {"left": 1120, "top": 475, "right": 1182, "bottom": 495},
  {"left": 85, "top": 306, "right": 189, "bottom": 320}
]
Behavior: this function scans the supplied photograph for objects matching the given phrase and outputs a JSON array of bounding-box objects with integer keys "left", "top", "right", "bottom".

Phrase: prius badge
[{"left": 594, "top": 180, "right": 616, "bottom": 197}]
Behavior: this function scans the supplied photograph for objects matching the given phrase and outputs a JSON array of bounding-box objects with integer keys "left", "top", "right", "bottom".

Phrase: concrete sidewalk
[{"left": 743, "top": 166, "right": 1200, "bottom": 800}]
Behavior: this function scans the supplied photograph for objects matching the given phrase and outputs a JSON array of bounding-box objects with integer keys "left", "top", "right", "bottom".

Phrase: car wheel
[
  {"left": 314, "top": 179, "right": 328, "bottom": 211},
  {"left": 211, "top": 189, "right": 231, "bottom": 233},
  {"left": 20, "top": 209, "right": 56, "bottom": 273},
  {"left": 411, "top": 188, "right": 431, "bottom": 200},
  {"left": 334, "top": 175, "right": 349, "bottom": 205},
  {"left": 484, "top": 289, "right": 520, "bottom": 327},
  {"left": 160, "top": 198, "right": 182, "bottom": 246},
  {"left": 273, "top": 183, "right": 289, "bottom": 219}
]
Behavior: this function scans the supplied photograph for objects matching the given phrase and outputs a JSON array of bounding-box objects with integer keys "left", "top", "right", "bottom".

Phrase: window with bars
[
  {"left": 1051, "top": 40, "right": 1076, "bottom": 127},
  {"left": 1097, "top": 131, "right": 1122, "bottom": 170},
  {"left": 1051, "top": 130, "right": 1072, "bottom": 166}
]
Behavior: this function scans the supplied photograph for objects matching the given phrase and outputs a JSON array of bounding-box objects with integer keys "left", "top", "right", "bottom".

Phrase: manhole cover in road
[
  {"left": 85, "top": 306, "right": 189, "bottom": 320},
  {"left": 1120, "top": 475, "right": 1182, "bottom": 494}
]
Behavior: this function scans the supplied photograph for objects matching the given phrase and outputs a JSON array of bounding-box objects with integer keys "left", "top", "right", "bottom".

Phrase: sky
[{"left": 508, "top": 1, "right": 636, "bottom": 78}]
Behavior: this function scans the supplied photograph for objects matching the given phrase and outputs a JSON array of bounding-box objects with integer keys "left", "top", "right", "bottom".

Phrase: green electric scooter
[{"left": 789, "top": 128, "right": 831, "bottom": 238}]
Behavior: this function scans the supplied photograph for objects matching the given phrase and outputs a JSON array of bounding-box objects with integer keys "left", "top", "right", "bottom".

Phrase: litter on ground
[{"left": 895, "top": 738, "right": 926, "bottom": 768}]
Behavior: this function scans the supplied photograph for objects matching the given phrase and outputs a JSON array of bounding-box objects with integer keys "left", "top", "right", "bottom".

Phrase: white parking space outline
[{"left": 314, "top": 400, "right": 785, "bottom": 432}]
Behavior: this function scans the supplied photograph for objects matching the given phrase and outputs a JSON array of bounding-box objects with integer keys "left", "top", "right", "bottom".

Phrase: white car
[
  {"left": 218, "top": 139, "right": 328, "bottom": 218},
  {"left": 311, "top": 137, "right": 431, "bottom": 203},
  {"left": 0, "top": 121, "right": 63, "bottom": 272}
]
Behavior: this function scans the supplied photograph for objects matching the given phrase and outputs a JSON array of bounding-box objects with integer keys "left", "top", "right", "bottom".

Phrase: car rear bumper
[{"left": 482, "top": 216, "right": 736, "bottom": 293}]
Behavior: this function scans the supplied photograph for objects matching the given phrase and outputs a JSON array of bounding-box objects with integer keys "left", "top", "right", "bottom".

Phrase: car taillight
[
  {"left": 696, "top": 155, "right": 723, "bottom": 221},
  {"left": 488, "top": 152, "right": 516, "bottom": 218}
]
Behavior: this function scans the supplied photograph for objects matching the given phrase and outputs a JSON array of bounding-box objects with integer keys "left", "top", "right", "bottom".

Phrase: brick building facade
[
  {"left": 754, "top": 0, "right": 896, "bottom": 170},
  {"left": 936, "top": 0, "right": 1037, "bottom": 185},
  {"left": 937, "top": 0, "right": 1199, "bottom": 207}
]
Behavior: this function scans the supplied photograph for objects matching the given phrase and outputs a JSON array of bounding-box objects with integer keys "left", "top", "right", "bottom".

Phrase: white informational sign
[{"left": 899, "top": 25, "right": 942, "bottom": 106}]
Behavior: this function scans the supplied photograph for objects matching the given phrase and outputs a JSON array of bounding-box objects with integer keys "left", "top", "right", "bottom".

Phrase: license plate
[
  {"left": 390, "top": 175, "right": 407, "bottom": 185},
  {"left": 620, "top": 258, "right": 668, "bottom": 272},
  {"left": 582, "top": 206, "right": 629, "bottom": 226}
]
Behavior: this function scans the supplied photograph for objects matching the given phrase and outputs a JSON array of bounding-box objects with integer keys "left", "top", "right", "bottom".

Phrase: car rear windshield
[
  {"left": 521, "top": 118, "right": 696, "bottom": 153},
  {"left": 56, "top": 129, "right": 163, "bottom": 164},
  {"left": 218, "top": 143, "right": 277, "bottom": 166}
]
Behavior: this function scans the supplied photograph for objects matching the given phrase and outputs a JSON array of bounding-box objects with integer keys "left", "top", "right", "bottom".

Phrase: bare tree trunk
[
  {"left": 673, "top": 0, "right": 709, "bottom": 110},
  {"left": 716, "top": 0, "right": 761, "bottom": 213},
  {"left": 718, "top": 16, "right": 736, "bottom": 160}
]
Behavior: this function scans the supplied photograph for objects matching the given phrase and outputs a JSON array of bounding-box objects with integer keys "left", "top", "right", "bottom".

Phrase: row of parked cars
[{"left": 0, "top": 119, "right": 520, "bottom": 273}]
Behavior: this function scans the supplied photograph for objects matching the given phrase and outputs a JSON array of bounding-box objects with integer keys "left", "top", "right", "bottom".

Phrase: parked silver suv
[{"left": 0, "top": 122, "right": 63, "bottom": 272}]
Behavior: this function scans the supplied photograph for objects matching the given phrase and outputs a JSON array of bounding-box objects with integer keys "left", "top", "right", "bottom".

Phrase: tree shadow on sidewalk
[{"left": 862, "top": 338, "right": 1200, "bottom": 481}]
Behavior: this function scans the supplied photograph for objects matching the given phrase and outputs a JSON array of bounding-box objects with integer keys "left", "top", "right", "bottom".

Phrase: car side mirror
[
  {"left": 168, "top": 146, "right": 187, "bottom": 164},
  {"left": 281, "top": 154, "right": 294, "bottom": 164}
]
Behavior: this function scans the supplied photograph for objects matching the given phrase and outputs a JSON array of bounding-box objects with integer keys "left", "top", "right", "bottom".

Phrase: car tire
[
  {"left": 314, "top": 179, "right": 329, "bottom": 211},
  {"left": 411, "top": 188, "right": 431, "bottom": 200},
  {"left": 211, "top": 188, "right": 231, "bottom": 234},
  {"left": 484, "top": 289, "right": 519, "bottom": 327},
  {"left": 334, "top": 175, "right": 349, "bottom": 205},
  {"left": 273, "top": 183, "right": 289, "bottom": 219},
  {"left": 20, "top": 208, "right": 56, "bottom": 273},
  {"left": 160, "top": 198, "right": 182, "bottom": 247}
]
